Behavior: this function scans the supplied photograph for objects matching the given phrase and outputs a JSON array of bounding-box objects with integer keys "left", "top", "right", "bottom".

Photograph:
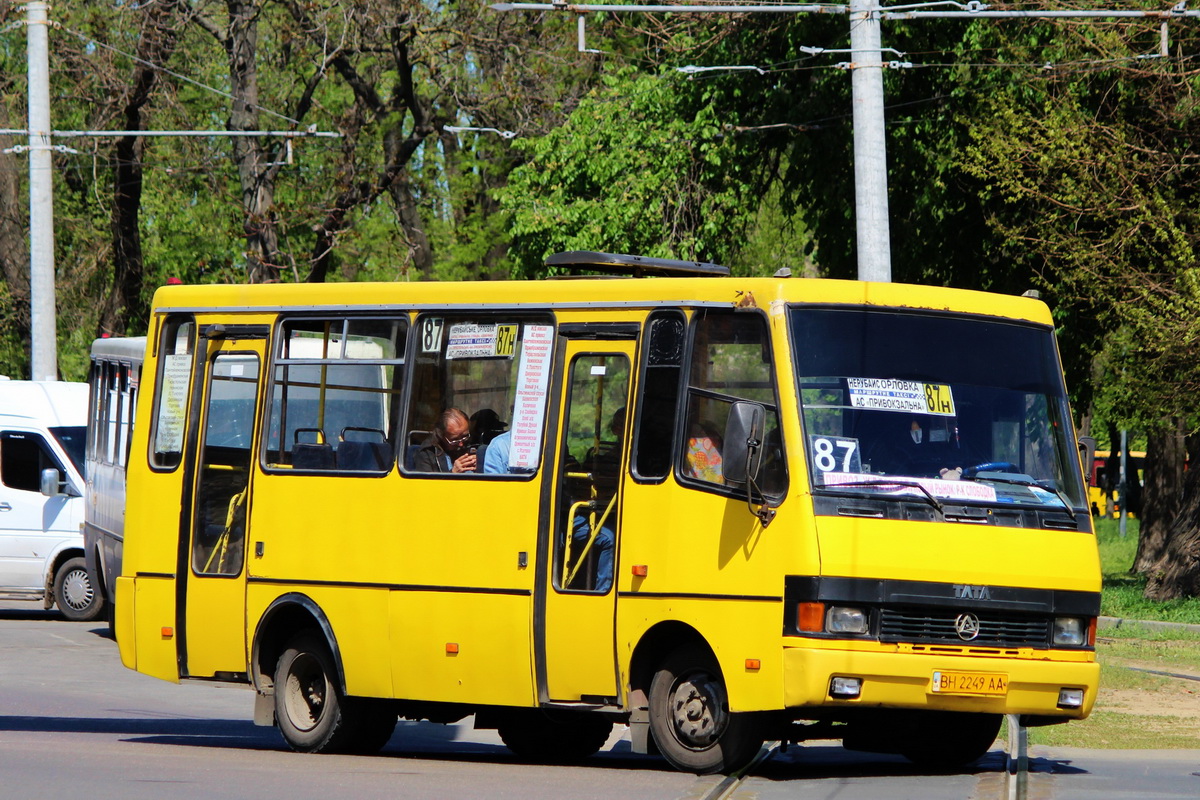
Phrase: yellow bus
[
  {"left": 115, "top": 252, "right": 1100, "bottom": 774},
  {"left": 1087, "top": 449, "right": 1145, "bottom": 518}
]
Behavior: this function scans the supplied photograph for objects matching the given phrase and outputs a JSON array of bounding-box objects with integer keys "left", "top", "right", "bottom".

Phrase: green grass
[
  {"left": 1096, "top": 517, "right": 1200, "bottom": 625},
  {"left": 1027, "top": 710, "right": 1200, "bottom": 749},
  {"left": 1099, "top": 637, "right": 1200, "bottom": 673}
]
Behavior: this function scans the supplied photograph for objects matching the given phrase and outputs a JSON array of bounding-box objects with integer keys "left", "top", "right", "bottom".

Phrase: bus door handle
[{"left": 0, "top": 502, "right": 11, "bottom": 511}]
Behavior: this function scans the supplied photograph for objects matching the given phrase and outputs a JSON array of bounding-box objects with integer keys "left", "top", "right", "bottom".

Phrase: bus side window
[
  {"left": 266, "top": 316, "right": 406, "bottom": 474},
  {"left": 633, "top": 311, "right": 685, "bottom": 481},
  {"left": 404, "top": 316, "right": 553, "bottom": 476},
  {"left": 192, "top": 353, "right": 258, "bottom": 576},
  {"left": 149, "top": 317, "right": 195, "bottom": 471},
  {"left": 680, "top": 310, "right": 786, "bottom": 496}
]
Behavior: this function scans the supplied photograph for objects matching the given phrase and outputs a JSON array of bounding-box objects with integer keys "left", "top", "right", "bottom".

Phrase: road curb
[{"left": 1098, "top": 615, "right": 1200, "bottom": 635}]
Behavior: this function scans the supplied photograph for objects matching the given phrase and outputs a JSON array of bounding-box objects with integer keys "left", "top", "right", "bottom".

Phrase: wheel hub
[
  {"left": 62, "top": 569, "right": 93, "bottom": 610},
  {"left": 670, "top": 673, "right": 726, "bottom": 747},
  {"left": 283, "top": 654, "right": 328, "bottom": 733}
]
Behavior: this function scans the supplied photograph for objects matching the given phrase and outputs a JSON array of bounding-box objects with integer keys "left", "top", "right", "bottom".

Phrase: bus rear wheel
[
  {"left": 497, "top": 710, "right": 613, "bottom": 763},
  {"left": 274, "top": 632, "right": 354, "bottom": 753},
  {"left": 649, "top": 644, "right": 762, "bottom": 774}
]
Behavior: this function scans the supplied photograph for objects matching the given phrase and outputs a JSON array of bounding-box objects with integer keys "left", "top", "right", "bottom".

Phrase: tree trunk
[
  {"left": 99, "top": 2, "right": 184, "bottom": 337},
  {"left": 227, "top": 0, "right": 280, "bottom": 284},
  {"left": 0, "top": 96, "right": 31, "bottom": 366},
  {"left": 1133, "top": 419, "right": 1185, "bottom": 574},
  {"left": 1144, "top": 433, "right": 1200, "bottom": 601},
  {"left": 388, "top": 172, "right": 433, "bottom": 279}
]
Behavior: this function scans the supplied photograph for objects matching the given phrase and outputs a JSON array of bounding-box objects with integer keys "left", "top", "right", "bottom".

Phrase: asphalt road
[{"left": 2, "top": 599, "right": 1197, "bottom": 800}]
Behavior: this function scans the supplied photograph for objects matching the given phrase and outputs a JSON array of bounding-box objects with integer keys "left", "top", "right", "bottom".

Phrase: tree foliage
[{"left": 501, "top": 67, "right": 769, "bottom": 272}]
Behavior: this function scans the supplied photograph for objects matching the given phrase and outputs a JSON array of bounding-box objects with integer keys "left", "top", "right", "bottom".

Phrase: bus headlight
[
  {"left": 826, "top": 606, "right": 869, "bottom": 635},
  {"left": 1052, "top": 617, "right": 1085, "bottom": 646}
]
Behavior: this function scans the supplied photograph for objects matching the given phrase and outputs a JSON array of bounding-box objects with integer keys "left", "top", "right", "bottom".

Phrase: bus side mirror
[
  {"left": 723, "top": 402, "right": 765, "bottom": 486},
  {"left": 1078, "top": 436, "right": 1097, "bottom": 481},
  {"left": 723, "top": 402, "right": 776, "bottom": 527}
]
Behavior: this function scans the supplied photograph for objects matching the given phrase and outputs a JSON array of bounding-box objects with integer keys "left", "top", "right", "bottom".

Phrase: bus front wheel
[{"left": 648, "top": 644, "right": 762, "bottom": 774}]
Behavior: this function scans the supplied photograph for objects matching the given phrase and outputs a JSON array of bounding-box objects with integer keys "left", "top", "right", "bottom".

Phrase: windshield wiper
[
  {"left": 965, "top": 473, "right": 1078, "bottom": 523},
  {"left": 823, "top": 479, "right": 944, "bottom": 515}
]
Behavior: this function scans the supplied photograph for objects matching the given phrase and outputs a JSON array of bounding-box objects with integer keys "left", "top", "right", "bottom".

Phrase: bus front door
[
  {"left": 182, "top": 339, "right": 265, "bottom": 679},
  {"left": 540, "top": 341, "right": 633, "bottom": 703}
]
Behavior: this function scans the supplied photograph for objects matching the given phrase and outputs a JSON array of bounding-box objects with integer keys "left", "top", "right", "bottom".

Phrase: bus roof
[
  {"left": 146, "top": 258, "right": 1053, "bottom": 327},
  {"left": 90, "top": 336, "right": 147, "bottom": 363}
]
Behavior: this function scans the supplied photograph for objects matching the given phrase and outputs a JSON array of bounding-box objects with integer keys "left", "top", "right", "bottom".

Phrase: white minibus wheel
[{"left": 53, "top": 557, "right": 103, "bottom": 622}]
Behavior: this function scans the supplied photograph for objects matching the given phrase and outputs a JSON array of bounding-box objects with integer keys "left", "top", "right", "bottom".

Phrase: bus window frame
[
  {"left": 261, "top": 313, "right": 409, "bottom": 477},
  {"left": 630, "top": 309, "right": 687, "bottom": 485},
  {"left": 191, "top": 348, "right": 262, "bottom": 579},
  {"left": 674, "top": 307, "right": 787, "bottom": 501},
  {"left": 401, "top": 311, "right": 556, "bottom": 479},
  {"left": 148, "top": 315, "right": 197, "bottom": 473}
]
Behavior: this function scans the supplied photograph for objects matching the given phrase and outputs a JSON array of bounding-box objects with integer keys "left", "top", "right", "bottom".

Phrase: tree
[
  {"left": 501, "top": 67, "right": 771, "bottom": 272},
  {"left": 959, "top": 20, "right": 1200, "bottom": 599},
  {"left": 100, "top": 1, "right": 189, "bottom": 336}
]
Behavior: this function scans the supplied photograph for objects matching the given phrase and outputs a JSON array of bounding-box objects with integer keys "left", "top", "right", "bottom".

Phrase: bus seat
[
  {"left": 402, "top": 430, "right": 433, "bottom": 469},
  {"left": 292, "top": 442, "right": 334, "bottom": 470},
  {"left": 294, "top": 427, "right": 325, "bottom": 445},
  {"left": 337, "top": 440, "right": 390, "bottom": 471},
  {"left": 474, "top": 443, "right": 488, "bottom": 472},
  {"left": 404, "top": 444, "right": 422, "bottom": 470},
  {"left": 340, "top": 426, "right": 386, "bottom": 443}
]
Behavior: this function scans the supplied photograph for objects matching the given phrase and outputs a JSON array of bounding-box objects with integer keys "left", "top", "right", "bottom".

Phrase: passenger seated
[{"left": 412, "top": 408, "right": 477, "bottom": 473}]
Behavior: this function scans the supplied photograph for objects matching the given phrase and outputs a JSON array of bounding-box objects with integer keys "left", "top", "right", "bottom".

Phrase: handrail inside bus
[
  {"left": 202, "top": 488, "right": 246, "bottom": 574},
  {"left": 565, "top": 496, "right": 618, "bottom": 589}
]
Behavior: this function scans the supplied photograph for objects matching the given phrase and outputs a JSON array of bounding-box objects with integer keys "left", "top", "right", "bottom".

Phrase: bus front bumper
[{"left": 783, "top": 644, "right": 1099, "bottom": 719}]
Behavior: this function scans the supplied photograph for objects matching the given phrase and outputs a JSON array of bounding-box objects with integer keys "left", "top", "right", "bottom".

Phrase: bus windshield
[{"left": 792, "top": 307, "right": 1085, "bottom": 511}]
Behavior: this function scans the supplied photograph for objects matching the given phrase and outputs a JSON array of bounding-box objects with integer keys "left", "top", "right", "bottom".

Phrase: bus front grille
[{"left": 878, "top": 607, "right": 1051, "bottom": 648}]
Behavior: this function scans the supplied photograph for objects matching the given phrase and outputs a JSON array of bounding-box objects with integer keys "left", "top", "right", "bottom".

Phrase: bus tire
[
  {"left": 899, "top": 711, "right": 1001, "bottom": 768},
  {"left": 649, "top": 644, "right": 762, "bottom": 774},
  {"left": 497, "top": 710, "right": 613, "bottom": 763},
  {"left": 53, "top": 557, "right": 104, "bottom": 622},
  {"left": 274, "top": 632, "right": 352, "bottom": 753}
]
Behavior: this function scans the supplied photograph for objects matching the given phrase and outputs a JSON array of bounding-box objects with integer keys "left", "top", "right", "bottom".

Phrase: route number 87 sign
[{"left": 809, "top": 435, "right": 862, "bottom": 475}]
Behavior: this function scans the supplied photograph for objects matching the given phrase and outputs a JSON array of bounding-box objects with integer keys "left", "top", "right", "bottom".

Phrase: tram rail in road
[
  {"left": 699, "top": 740, "right": 781, "bottom": 800},
  {"left": 697, "top": 718, "right": 1032, "bottom": 800}
]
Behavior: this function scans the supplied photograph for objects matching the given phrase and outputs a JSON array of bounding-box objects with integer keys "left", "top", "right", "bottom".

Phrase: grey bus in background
[{"left": 84, "top": 336, "right": 145, "bottom": 631}]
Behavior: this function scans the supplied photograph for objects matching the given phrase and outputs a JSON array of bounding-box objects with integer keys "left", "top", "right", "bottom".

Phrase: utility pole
[
  {"left": 25, "top": 0, "right": 56, "bottom": 381},
  {"left": 8, "top": 5, "right": 340, "bottom": 380},
  {"left": 849, "top": 0, "right": 891, "bottom": 282}
]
